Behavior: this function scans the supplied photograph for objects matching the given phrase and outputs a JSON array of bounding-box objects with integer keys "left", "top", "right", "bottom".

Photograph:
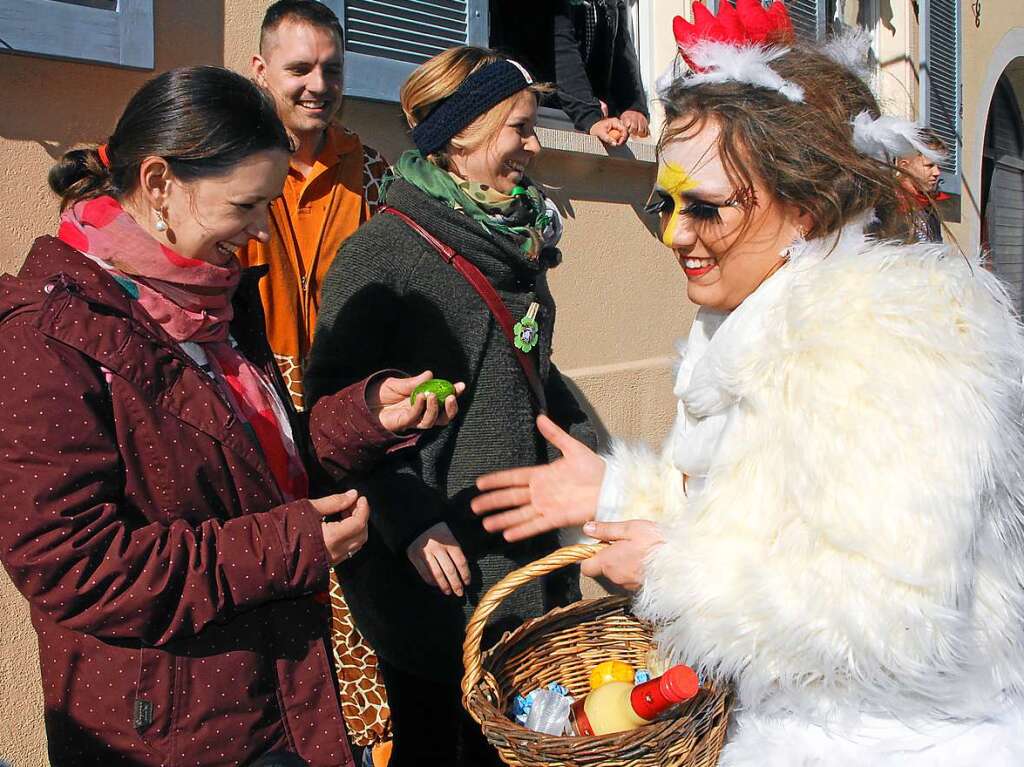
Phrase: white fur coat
[{"left": 598, "top": 226, "right": 1024, "bottom": 764}]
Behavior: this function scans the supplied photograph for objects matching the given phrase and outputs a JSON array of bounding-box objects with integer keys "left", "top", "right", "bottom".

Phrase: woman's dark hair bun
[
  {"left": 49, "top": 66, "right": 290, "bottom": 212},
  {"left": 48, "top": 147, "right": 115, "bottom": 211}
]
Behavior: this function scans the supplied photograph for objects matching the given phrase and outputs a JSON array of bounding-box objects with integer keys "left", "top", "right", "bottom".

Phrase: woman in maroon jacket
[{"left": 0, "top": 66, "right": 456, "bottom": 767}]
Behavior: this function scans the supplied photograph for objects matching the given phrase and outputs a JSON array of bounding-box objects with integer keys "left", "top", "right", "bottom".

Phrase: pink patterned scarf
[{"left": 59, "top": 195, "right": 308, "bottom": 500}]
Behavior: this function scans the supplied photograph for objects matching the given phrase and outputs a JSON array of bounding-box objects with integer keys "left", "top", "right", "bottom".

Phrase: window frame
[
  {"left": 919, "top": 0, "right": 962, "bottom": 194},
  {"left": 0, "top": 0, "right": 153, "bottom": 69},
  {"left": 627, "top": 0, "right": 655, "bottom": 118},
  {"left": 329, "top": 0, "right": 489, "bottom": 103}
]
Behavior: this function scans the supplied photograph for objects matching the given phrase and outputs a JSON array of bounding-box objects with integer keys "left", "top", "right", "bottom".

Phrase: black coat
[
  {"left": 491, "top": 0, "right": 649, "bottom": 132},
  {"left": 305, "top": 179, "right": 596, "bottom": 679},
  {"left": 554, "top": 0, "right": 649, "bottom": 132}
]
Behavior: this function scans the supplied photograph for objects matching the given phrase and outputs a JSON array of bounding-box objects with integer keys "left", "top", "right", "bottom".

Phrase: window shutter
[
  {"left": 920, "top": 0, "right": 961, "bottom": 193},
  {"left": 787, "top": 0, "right": 824, "bottom": 40},
  {"left": 699, "top": 1, "right": 827, "bottom": 36},
  {"left": 333, "top": 0, "right": 488, "bottom": 102},
  {"left": 0, "top": 0, "right": 153, "bottom": 68},
  {"left": 345, "top": 0, "right": 467, "bottom": 65}
]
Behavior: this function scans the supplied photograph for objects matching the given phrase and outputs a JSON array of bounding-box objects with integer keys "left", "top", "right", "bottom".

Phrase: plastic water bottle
[{"left": 524, "top": 688, "right": 573, "bottom": 735}]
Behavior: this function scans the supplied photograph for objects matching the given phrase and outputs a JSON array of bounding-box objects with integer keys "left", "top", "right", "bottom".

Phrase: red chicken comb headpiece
[{"left": 674, "top": 0, "right": 794, "bottom": 71}]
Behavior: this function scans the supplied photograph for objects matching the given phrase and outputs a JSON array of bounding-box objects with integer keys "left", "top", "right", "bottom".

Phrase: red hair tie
[{"left": 97, "top": 143, "right": 111, "bottom": 169}]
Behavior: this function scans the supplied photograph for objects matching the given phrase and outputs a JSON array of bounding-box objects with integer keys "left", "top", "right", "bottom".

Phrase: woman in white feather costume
[{"left": 472, "top": 2, "right": 1024, "bottom": 763}]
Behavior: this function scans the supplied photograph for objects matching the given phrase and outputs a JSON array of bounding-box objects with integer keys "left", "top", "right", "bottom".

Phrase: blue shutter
[
  {"left": 56, "top": 1, "right": 118, "bottom": 9},
  {"left": 788, "top": 0, "right": 825, "bottom": 40},
  {"left": 332, "top": 0, "right": 488, "bottom": 102},
  {"left": 920, "top": 0, "right": 961, "bottom": 193},
  {"left": 0, "top": 0, "right": 153, "bottom": 68}
]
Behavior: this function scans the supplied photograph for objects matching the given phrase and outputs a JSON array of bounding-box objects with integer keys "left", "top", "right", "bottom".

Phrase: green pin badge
[{"left": 514, "top": 302, "right": 540, "bottom": 353}]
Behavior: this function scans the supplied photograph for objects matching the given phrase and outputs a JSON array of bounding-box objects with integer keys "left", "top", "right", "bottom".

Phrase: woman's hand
[
  {"left": 580, "top": 520, "right": 664, "bottom": 592},
  {"left": 472, "top": 415, "right": 605, "bottom": 541},
  {"left": 369, "top": 370, "right": 466, "bottom": 433},
  {"left": 619, "top": 110, "right": 650, "bottom": 139},
  {"left": 589, "top": 116, "right": 628, "bottom": 147},
  {"left": 406, "top": 522, "right": 471, "bottom": 597},
  {"left": 311, "top": 490, "right": 370, "bottom": 565}
]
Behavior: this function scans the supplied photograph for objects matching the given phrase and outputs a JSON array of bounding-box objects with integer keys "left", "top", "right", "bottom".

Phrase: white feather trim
[
  {"left": 718, "top": 704, "right": 1024, "bottom": 766},
  {"left": 821, "top": 25, "right": 874, "bottom": 80},
  {"left": 851, "top": 110, "right": 944, "bottom": 162},
  {"left": 680, "top": 42, "right": 805, "bottom": 103},
  {"left": 655, "top": 55, "right": 686, "bottom": 99}
]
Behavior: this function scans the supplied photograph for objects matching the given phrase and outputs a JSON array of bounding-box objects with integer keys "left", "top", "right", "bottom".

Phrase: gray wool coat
[{"left": 305, "top": 178, "right": 596, "bottom": 680}]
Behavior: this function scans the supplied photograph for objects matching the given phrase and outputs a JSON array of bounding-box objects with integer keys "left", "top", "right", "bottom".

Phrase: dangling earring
[{"left": 154, "top": 209, "right": 168, "bottom": 233}]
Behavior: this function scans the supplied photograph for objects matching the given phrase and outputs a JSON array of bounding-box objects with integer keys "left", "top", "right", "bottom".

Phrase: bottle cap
[{"left": 660, "top": 665, "right": 700, "bottom": 702}]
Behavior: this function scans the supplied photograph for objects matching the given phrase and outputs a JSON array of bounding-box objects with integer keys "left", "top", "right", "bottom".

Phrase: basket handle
[{"left": 461, "top": 542, "right": 606, "bottom": 704}]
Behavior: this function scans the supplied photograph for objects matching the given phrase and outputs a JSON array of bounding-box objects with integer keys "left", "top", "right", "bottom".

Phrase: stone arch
[
  {"left": 981, "top": 63, "right": 1024, "bottom": 309},
  {"left": 968, "top": 28, "right": 1024, "bottom": 257}
]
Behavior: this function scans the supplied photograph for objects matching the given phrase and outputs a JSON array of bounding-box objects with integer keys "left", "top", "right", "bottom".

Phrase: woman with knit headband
[
  {"left": 305, "top": 47, "right": 595, "bottom": 766},
  {"left": 473, "top": 1, "right": 1024, "bottom": 763}
]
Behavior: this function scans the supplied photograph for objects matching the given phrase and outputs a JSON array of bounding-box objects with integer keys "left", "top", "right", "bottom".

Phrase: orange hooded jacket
[{"left": 239, "top": 126, "right": 388, "bottom": 410}]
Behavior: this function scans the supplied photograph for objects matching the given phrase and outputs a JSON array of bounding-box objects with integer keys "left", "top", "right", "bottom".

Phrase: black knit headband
[{"left": 411, "top": 59, "right": 534, "bottom": 157}]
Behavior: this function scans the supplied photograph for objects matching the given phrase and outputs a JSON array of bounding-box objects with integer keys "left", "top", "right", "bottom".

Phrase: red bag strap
[{"left": 381, "top": 207, "right": 547, "bottom": 412}]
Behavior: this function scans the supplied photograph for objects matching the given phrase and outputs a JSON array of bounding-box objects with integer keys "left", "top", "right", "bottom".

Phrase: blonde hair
[{"left": 400, "top": 46, "right": 551, "bottom": 169}]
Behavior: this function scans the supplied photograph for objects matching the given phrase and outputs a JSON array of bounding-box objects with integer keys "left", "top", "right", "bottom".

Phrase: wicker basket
[{"left": 462, "top": 544, "right": 732, "bottom": 767}]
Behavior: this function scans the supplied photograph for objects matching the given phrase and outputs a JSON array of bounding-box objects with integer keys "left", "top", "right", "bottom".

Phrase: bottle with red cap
[{"left": 568, "top": 664, "right": 700, "bottom": 737}]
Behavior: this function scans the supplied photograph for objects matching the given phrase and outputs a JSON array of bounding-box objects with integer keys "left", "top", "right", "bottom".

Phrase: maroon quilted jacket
[{"left": 0, "top": 237, "right": 354, "bottom": 767}]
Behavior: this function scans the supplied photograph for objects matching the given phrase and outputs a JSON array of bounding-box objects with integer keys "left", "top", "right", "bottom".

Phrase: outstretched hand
[
  {"left": 369, "top": 370, "right": 466, "bottom": 434},
  {"left": 471, "top": 415, "right": 605, "bottom": 542}
]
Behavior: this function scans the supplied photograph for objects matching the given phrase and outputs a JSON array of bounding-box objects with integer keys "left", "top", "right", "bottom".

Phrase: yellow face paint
[{"left": 655, "top": 161, "right": 699, "bottom": 246}]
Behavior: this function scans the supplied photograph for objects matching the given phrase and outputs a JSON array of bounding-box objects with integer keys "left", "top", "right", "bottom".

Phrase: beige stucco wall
[{"left": 0, "top": 2, "right": 689, "bottom": 764}]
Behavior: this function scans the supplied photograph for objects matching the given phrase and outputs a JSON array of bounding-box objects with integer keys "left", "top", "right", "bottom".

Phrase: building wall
[{"left": 0, "top": 2, "right": 690, "bottom": 764}]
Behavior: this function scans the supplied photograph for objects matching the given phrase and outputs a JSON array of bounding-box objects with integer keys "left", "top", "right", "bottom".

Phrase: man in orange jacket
[
  {"left": 244, "top": 0, "right": 388, "bottom": 411},
  {"left": 245, "top": 5, "right": 392, "bottom": 766}
]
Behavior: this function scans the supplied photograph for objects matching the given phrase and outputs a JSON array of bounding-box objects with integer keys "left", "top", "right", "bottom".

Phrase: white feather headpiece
[
  {"left": 821, "top": 26, "right": 874, "bottom": 80},
  {"left": 669, "top": 0, "right": 804, "bottom": 103},
  {"left": 851, "top": 111, "right": 944, "bottom": 163},
  {"left": 681, "top": 42, "right": 805, "bottom": 103}
]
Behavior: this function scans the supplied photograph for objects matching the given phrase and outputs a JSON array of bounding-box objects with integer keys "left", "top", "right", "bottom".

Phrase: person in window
[
  {"left": 472, "top": 6, "right": 1024, "bottom": 764},
  {"left": 305, "top": 46, "right": 595, "bottom": 767},
  {"left": 554, "top": 0, "right": 651, "bottom": 145},
  {"left": 896, "top": 128, "right": 949, "bottom": 243},
  {"left": 0, "top": 66, "right": 454, "bottom": 767}
]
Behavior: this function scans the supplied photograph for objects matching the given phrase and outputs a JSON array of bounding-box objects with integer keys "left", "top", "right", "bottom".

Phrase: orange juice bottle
[{"left": 569, "top": 664, "right": 699, "bottom": 736}]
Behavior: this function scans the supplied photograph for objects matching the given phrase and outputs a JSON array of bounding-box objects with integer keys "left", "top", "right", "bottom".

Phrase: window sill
[{"left": 536, "top": 111, "right": 656, "bottom": 164}]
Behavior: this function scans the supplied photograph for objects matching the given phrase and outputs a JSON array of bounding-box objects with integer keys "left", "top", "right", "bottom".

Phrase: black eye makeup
[
  {"left": 644, "top": 190, "right": 673, "bottom": 217},
  {"left": 644, "top": 185, "right": 758, "bottom": 225},
  {"left": 682, "top": 200, "right": 724, "bottom": 224},
  {"left": 644, "top": 190, "right": 723, "bottom": 225}
]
